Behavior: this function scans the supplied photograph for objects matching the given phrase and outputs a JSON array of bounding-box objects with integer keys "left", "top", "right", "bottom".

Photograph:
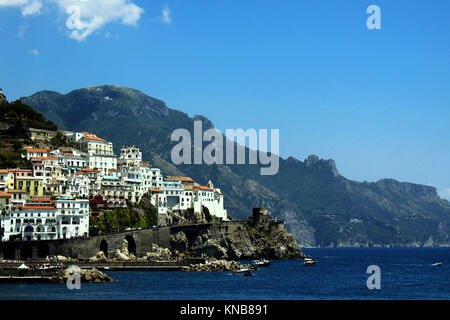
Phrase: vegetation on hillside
[
  {"left": 1, "top": 100, "right": 57, "bottom": 131},
  {"left": 89, "top": 194, "right": 158, "bottom": 234},
  {"left": 49, "top": 131, "right": 72, "bottom": 148},
  {"left": 0, "top": 99, "right": 58, "bottom": 169}
]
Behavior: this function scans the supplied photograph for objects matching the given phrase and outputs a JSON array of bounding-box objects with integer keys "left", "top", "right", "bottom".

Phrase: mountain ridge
[{"left": 20, "top": 85, "right": 450, "bottom": 247}]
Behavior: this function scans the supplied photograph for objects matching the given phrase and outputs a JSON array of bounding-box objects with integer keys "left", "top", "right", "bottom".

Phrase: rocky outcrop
[
  {"left": 304, "top": 154, "right": 339, "bottom": 177},
  {"left": 46, "top": 255, "right": 78, "bottom": 263},
  {"left": 170, "top": 231, "right": 189, "bottom": 253},
  {"left": 144, "top": 243, "right": 173, "bottom": 261},
  {"left": 56, "top": 266, "right": 114, "bottom": 283},
  {"left": 88, "top": 251, "right": 108, "bottom": 262},
  {"left": 184, "top": 259, "right": 256, "bottom": 272},
  {"left": 114, "top": 249, "right": 130, "bottom": 261},
  {"left": 172, "top": 222, "right": 304, "bottom": 260}
]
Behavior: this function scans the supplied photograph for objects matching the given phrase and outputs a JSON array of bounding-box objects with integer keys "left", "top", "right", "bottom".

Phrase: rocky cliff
[{"left": 170, "top": 221, "right": 304, "bottom": 260}]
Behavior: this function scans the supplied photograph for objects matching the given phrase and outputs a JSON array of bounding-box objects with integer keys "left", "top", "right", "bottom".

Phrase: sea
[{"left": 0, "top": 248, "right": 449, "bottom": 300}]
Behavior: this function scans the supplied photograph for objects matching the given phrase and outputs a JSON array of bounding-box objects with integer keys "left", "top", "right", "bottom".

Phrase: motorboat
[
  {"left": 302, "top": 257, "right": 317, "bottom": 266},
  {"left": 253, "top": 259, "right": 271, "bottom": 267},
  {"left": 232, "top": 268, "right": 253, "bottom": 276},
  {"left": 432, "top": 262, "right": 442, "bottom": 266}
]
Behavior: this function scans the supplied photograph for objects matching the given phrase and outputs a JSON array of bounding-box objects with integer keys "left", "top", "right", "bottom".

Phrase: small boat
[
  {"left": 37, "top": 264, "right": 55, "bottom": 270},
  {"left": 302, "top": 258, "right": 317, "bottom": 266},
  {"left": 253, "top": 259, "right": 271, "bottom": 267},
  {"left": 432, "top": 262, "right": 442, "bottom": 266},
  {"left": 232, "top": 268, "right": 253, "bottom": 276}
]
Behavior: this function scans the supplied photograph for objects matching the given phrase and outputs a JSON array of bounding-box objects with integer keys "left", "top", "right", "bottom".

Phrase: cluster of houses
[{"left": 0, "top": 130, "right": 228, "bottom": 242}]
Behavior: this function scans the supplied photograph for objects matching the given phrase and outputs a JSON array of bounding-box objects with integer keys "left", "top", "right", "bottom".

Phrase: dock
[{"left": 0, "top": 276, "right": 56, "bottom": 283}]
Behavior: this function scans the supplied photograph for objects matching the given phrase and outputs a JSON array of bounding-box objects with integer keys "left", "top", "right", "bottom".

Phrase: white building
[
  {"left": 192, "top": 181, "right": 228, "bottom": 221},
  {"left": 66, "top": 132, "right": 117, "bottom": 175},
  {"left": 52, "top": 149, "right": 88, "bottom": 175},
  {"left": 119, "top": 145, "right": 142, "bottom": 167},
  {"left": 149, "top": 178, "right": 228, "bottom": 221},
  {"left": 24, "top": 148, "right": 48, "bottom": 160},
  {"left": 0, "top": 197, "right": 89, "bottom": 241}
]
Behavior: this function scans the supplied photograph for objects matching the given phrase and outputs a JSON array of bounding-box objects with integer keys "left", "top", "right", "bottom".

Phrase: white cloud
[
  {"left": 438, "top": 188, "right": 450, "bottom": 201},
  {"left": 160, "top": 6, "right": 171, "bottom": 24},
  {"left": 29, "top": 48, "right": 39, "bottom": 55},
  {"left": 17, "top": 23, "right": 28, "bottom": 37},
  {"left": 59, "top": 0, "right": 144, "bottom": 41},
  {"left": 0, "top": 0, "right": 42, "bottom": 16},
  {"left": 0, "top": 0, "right": 144, "bottom": 41},
  {"left": 22, "top": 0, "right": 41, "bottom": 15},
  {"left": 104, "top": 31, "right": 119, "bottom": 39}
]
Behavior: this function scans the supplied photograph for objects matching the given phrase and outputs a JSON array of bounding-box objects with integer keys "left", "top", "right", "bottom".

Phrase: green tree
[
  {"left": 202, "top": 205, "right": 212, "bottom": 222},
  {"left": 50, "top": 131, "right": 72, "bottom": 148}
]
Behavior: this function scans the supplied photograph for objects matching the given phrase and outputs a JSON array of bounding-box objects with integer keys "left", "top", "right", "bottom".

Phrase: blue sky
[{"left": 0, "top": 0, "right": 449, "bottom": 199}]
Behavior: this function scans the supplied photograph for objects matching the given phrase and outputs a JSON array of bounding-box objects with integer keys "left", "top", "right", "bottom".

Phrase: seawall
[{"left": 0, "top": 220, "right": 303, "bottom": 260}]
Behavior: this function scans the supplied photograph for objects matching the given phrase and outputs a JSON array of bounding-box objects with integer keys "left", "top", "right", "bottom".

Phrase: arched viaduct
[{"left": 0, "top": 226, "right": 171, "bottom": 260}]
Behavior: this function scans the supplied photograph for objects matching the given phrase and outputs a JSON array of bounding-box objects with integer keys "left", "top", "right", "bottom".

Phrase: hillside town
[{"left": 0, "top": 129, "right": 228, "bottom": 242}]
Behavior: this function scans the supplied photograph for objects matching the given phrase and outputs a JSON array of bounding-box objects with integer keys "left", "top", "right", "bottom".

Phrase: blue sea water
[{"left": 0, "top": 248, "right": 449, "bottom": 300}]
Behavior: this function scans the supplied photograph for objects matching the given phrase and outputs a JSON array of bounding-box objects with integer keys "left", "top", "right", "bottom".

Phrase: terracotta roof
[
  {"left": 32, "top": 163, "right": 43, "bottom": 166},
  {"left": 81, "top": 168, "right": 99, "bottom": 173},
  {"left": 31, "top": 198, "right": 52, "bottom": 202},
  {"left": 22, "top": 206, "right": 56, "bottom": 210},
  {"left": 109, "top": 169, "right": 120, "bottom": 172},
  {"left": 0, "top": 193, "right": 12, "bottom": 197},
  {"left": 196, "top": 186, "right": 213, "bottom": 191},
  {"left": 31, "top": 157, "right": 57, "bottom": 161},
  {"left": 149, "top": 188, "right": 162, "bottom": 192},
  {"left": 26, "top": 148, "right": 48, "bottom": 153},
  {"left": 84, "top": 135, "right": 107, "bottom": 142},
  {"left": 0, "top": 169, "right": 9, "bottom": 174}
]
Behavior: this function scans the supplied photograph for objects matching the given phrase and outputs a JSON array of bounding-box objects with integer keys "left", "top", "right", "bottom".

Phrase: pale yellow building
[{"left": 16, "top": 176, "right": 44, "bottom": 197}]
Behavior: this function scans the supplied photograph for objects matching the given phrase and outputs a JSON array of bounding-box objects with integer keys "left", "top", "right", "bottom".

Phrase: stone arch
[
  {"left": 100, "top": 239, "right": 108, "bottom": 258},
  {"left": 37, "top": 242, "right": 49, "bottom": 258},
  {"left": 20, "top": 243, "right": 33, "bottom": 260},
  {"left": 125, "top": 234, "right": 136, "bottom": 255}
]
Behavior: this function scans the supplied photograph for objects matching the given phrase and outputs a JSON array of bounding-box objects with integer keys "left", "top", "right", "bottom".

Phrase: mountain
[{"left": 21, "top": 85, "right": 450, "bottom": 247}]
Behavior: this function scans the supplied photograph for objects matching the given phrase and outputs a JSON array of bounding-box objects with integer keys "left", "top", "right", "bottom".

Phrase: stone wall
[
  {"left": 0, "top": 221, "right": 302, "bottom": 260},
  {"left": 0, "top": 226, "right": 171, "bottom": 260}
]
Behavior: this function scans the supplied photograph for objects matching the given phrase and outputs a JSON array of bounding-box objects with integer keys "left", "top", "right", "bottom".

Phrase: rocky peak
[
  {"left": 285, "top": 156, "right": 302, "bottom": 165},
  {"left": 304, "top": 154, "right": 339, "bottom": 177}
]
